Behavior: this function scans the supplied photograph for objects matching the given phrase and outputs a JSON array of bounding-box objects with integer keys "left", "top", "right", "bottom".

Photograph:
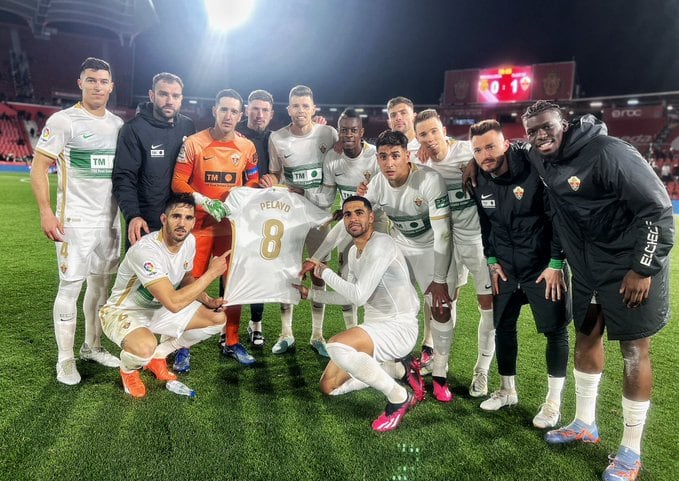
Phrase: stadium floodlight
[
  {"left": 590, "top": 101, "right": 603, "bottom": 108},
  {"left": 668, "top": 105, "right": 674, "bottom": 111},
  {"left": 627, "top": 99, "right": 639, "bottom": 105},
  {"left": 205, "top": 0, "right": 255, "bottom": 32}
]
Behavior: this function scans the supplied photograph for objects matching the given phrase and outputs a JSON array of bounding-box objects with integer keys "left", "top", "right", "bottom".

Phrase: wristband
[
  {"left": 548, "top": 258, "right": 564, "bottom": 269},
  {"left": 487, "top": 257, "right": 498, "bottom": 265}
]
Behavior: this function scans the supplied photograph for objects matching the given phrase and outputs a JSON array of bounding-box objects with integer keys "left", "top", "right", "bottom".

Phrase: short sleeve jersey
[
  {"left": 416, "top": 139, "right": 482, "bottom": 243},
  {"left": 173, "top": 129, "right": 258, "bottom": 232},
  {"left": 222, "top": 186, "right": 332, "bottom": 306},
  {"left": 364, "top": 163, "right": 450, "bottom": 249},
  {"left": 104, "top": 231, "right": 195, "bottom": 314},
  {"left": 35, "top": 103, "right": 124, "bottom": 227},
  {"left": 307, "top": 142, "right": 379, "bottom": 209},
  {"left": 268, "top": 124, "right": 339, "bottom": 196}
]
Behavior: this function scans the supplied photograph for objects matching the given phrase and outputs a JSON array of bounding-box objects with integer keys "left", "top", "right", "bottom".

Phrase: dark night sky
[{"left": 132, "top": 0, "right": 679, "bottom": 105}]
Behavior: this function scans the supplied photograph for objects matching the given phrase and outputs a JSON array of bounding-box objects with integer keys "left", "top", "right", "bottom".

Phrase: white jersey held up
[
  {"left": 35, "top": 103, "right": 123, "bottom": 228},
  {"left": 222, "top": 186, "right": 332, "bottom": 306}
]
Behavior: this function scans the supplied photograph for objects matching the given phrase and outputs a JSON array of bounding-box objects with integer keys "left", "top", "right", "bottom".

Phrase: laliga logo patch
[
  {"left": 231, "top": 153, "right": 241, "bottom": 165},
  {"left": 513, "top": 186, "right": 524, "bottom": 200},
  {"left": 183, "top": 260, "right": 189, "bottom": 270},
  {"left": 320, "top": 144, "right": 328, "bottom": 154},
  {"left": 143, "top": 261, "right": 157, "bottom": 275},
  {"left": 41, "top": 127, "right": 51, "bottom": 141},
  {"left": 568, "top": 176, "right": 581, "bottom": 191},
  {"left": 414, "top": 196, "right": 423, "bottom": 207}
]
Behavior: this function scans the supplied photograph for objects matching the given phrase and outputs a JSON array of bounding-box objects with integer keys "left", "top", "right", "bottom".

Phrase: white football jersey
[
  {"left": 364, "top": 163, "right": 450, "bottom": 248},
  {"left": 222, "top": 186, "right": 332, "bottom": 306},
  {"left": 407, "top": 137, "right": 421, "bottom": 155},
  {"left": 306, "top": 142, "right": 378, "bottom": 209},
  {"left": 104, "top": 231, "right": 195, "bottom": 314},
  {"left": 312, "top": 232, "right": 419, "bottom": 325},
  {"left": 417, "top": 139, "right": 482, "bottom": 243},
  {"left": 268, "top": 123, "right": 338, "bottom": 197},
  {"left": 35, "top": 103, "right": 123, "bottom": 227}
]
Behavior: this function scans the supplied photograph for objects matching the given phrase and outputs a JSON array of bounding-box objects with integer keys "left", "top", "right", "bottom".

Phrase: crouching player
[
  {"left": 100, "top": 193, "right": 227, "bottom": 397},
  {"left": 294, "top": 196, "right": 424, "bottom": 432}
]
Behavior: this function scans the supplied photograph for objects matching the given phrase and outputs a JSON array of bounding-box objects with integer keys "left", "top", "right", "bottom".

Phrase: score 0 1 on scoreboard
[{"left": 477, "top": 65, "right": 533, "bottom": 103}]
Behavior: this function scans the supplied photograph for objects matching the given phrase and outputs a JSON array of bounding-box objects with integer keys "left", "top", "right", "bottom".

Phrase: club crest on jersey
[
  {"left": 320, "top": 144, "right": 328, "bottom": 154},
  {"left": 41, "top": 127, "right": 51, "bottom": 141},
  {"left": 568, "top": 176, "right": 581, "bottom": 191},
  {"left": 143, "top": 261, "right": 157, "bottom": 275},
  {"left": 414, "top": 196, "right": 424, "bottom": 207},
  {"left": 363, "top": 171, "right": 372, "bottom": 182},
  {"left": 513, "top": 186, "right": 525, "bottom": 200},
  {"left": 183, "top": 261, "right": 189, "bottom": 270},
  {"left": 60, "top": 262, "right": 68, "bottom": 273},
  {"left": 231, "top": 153, "right": 241, "bottom": 165},
  {"left": 118, "top": 313, "right": 130, "bottom": 330}
]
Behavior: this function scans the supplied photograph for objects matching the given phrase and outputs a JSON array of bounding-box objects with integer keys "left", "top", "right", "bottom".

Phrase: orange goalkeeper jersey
[{"left": 172, "top": 128, "right": 259, "bottom": 232}]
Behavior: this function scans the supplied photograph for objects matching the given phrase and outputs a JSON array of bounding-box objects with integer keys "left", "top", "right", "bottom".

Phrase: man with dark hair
[
  {"left": 236, "top": 89, "right": 275, "bottom": 348},
  {"left": 306, "top": 108, "right": 382, "bottom": 329},
  {"left": 522, "top": 101, "right": 674, "bottom": 481},
  {"left": 469, "top": 119, "right": 570, "bottom": 428},
  {"left": 414, "top": 109, "right": 495, "bottom": 399},
  {"left": 310, "top": 129, "right": 453, "bottom": 401},
  {"left": 172, "top": 88, "right": 259, "bottom": 366},
  {"left": 294, "top": 195, "right": 424, "bottom": 432},
  {"left": 113, "top": 72, "right": 196, "bottom": 249},
  {"left": 261, "top": 85, "right": 339, "bottom": 356},
  {"left": 31, "top": 57, "right": 123, "bottom": 385},
  {"left": 100, "top": 193, "right": 228, "bottom": 398},
  {"left": 387, "top": 96, "right": 419, "bottom": 154}
]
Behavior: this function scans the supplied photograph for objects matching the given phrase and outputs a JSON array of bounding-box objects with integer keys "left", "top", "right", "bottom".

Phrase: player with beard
[
  {"left": 306, "top": 108, "right": 384, "bottom": 329},
  {"left": 469, "top": 120, "right": 570, "bottom": 428},
  {"left": 100, "top": 193, "right": 228, "bottom": 398},
  {"left": 414, "top": 109, "right": 495, "bottom": 400},
  {"left": 387, "top": 96, "right": 420, "bottom": 154},
  {"left": 522, "top": 101, "right": 674, "bottom": 481},
  {"left": 294, "top": 196, "right": 423, "bottom": 432},
  {"left": 113, "top": 72, "right": 195, "bottom": 251},
  {"left": 260, "top": 85, "right": 338, "bottom": 357},
  {"left": 172, "top": 89, "right": 259, "bottom": 366}
]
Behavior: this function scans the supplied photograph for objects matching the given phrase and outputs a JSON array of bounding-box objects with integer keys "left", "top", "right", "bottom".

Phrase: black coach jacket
[
  {"left": 527, "top": 115, "right": 674, "bottom": 288},
  {"left": 112, "top": 102, "right": 196, "bottom": 231},
  {"left": 474, "top": 143, "right": 564, "bottom": 283}
]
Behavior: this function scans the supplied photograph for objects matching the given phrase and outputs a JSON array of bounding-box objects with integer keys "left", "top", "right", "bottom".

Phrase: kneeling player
[
  {"left": 100, "top": 193, "right": 227, "bottom": 397},
  {"left": 294, "top": 196, "right": 424, "bottom": 432}
]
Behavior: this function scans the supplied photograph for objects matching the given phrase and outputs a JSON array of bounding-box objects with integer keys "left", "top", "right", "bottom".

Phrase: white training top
[
  {"left": 104, "top": 231, "right": 195, "bottom": 314},
  {"left": 35, "top": 103, "right": 123, "bottom": 228},
  {"left": 306, "top": 142, "right": 379, "bottom": 209},
  {"left": 268, "top": 123, "right": 339, "bottom": 198},
  {"left": 415, "top": 139, "right": 482, "bottom": 243},
  {"left": 222, "top": 186, "right": 332, "bottom": 306},
  {"left": 309, "top": 232, "right": 419, "bottom": 325}
]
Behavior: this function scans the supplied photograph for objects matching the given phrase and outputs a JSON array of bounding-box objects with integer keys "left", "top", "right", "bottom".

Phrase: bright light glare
[
  {"left": 627, "top": 99, "right": 639, "bottom": 105},
  {"left": 205, "top": 0, "right": 255, "bottom": 32}
]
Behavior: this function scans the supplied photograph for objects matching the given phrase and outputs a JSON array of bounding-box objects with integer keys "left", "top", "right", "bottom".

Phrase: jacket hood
[
  {"left": 136, "top": 102, "right": 178, "bottom": 128},
  {"left": 560, "top": 114, "right": 608, "bottom": 160}
]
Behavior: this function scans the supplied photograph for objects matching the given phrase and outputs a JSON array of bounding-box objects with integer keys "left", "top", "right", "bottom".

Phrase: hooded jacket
[
  {"left": 474, "top": 142, "right": 563, "bottom": 283},
  {"left": 112, "top": 102, "right": 196, "bottom": 230},
  {"left": 527, "top": 115, "right": 674, "bottom": 289}
]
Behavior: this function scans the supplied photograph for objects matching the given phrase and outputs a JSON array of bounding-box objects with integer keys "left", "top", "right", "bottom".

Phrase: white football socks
[
  {"left": 546, "top": 375, "right": 566, "bottom": 406},
  {"left": 83, "top": 274, "right": 110, "bottom": 348},
  {"left": 474, "top": 307, "right": 495, "bottom": 372},
  {"left": 280, "top": 303, "right": 294, "bottom": 338},
  {"left": 573, "top": 369, "right": 601, "bottom": 425},
  {"left": 326, "top": 342, "right": 406, "bottom": 404},
  {"left": 620, "top": 396, "right": 649, "bottom": 455},
  {"left": 53, "top": 278, "right": 84, "bottom": 362},
  {"left": 431, "top": 316, "right": 454, "bottom": 378},
  {"left": 310, "top": 285, "right": 326, "bottom": 340}
]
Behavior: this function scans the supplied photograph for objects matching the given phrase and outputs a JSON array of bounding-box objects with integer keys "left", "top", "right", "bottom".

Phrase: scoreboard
[
  {"left": 443, "top": 61, "right": 575, "bottom": 105},
  {"left": 477, "top": 66, "right": 533, "bottom": 103}
]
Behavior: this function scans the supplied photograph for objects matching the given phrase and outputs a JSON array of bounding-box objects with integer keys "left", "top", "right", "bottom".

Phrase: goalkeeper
[{"left": 172, "top": 88, "right": 259, "bottom": 368}]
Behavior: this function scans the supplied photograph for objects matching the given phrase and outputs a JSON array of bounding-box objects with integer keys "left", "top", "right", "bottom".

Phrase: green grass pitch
[{"left": 0, "top": 172, "right": 676, "bottom": 481}]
